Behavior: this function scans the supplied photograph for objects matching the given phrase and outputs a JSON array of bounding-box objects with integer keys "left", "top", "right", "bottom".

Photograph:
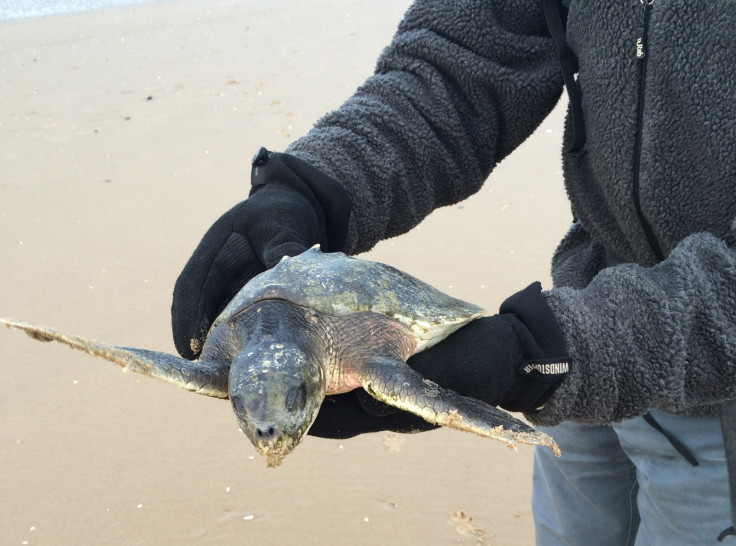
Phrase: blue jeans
[{"left": 532, "top": 409, "right": 733, "bottom": 545}]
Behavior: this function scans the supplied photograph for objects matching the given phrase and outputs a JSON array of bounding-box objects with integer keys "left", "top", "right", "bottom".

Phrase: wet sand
[{"left": 0, "top": 1, "right": 571, "bottom": 544}]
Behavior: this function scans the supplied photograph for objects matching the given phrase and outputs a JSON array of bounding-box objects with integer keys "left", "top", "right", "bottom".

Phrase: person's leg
[
  {"left": 533, "top": 421, "right": 639, "bottom": 545},
  {"left": 613, "top": 409, "right": 733, "bottom": 545}
]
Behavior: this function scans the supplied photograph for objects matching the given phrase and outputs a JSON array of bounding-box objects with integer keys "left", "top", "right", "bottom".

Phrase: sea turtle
[{"left": 1, "top": 246, "right": 559, "bottom": 466}]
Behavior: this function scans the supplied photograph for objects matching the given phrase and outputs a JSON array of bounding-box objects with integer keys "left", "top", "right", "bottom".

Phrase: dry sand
[{"left": 0, "top": 1, "right": 571, "bottom": 544}]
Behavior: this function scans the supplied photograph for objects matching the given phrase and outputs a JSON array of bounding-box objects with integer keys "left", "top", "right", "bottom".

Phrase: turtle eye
[
  {"left": 285, "top": 384, "right": 307, "bottom": 412},
  {"left": 231, "top": 394, "right": 246, "bottom": 415}
]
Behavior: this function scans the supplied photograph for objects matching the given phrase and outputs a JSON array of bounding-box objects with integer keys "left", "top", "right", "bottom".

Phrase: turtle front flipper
[
  {"left": 359, "top": 357, "right": 560, "bottom": 456},
  {"left": 1, "top": 318, "right": 229, "bottom": 398}
]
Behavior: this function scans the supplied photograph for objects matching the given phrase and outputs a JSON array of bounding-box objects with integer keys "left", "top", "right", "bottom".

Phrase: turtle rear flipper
[
  {"left": 359, "top": 357, "right": 560, "bottom": 456},
  {"left": 1, "top": 318, "right": 229, "bottom": 398}
]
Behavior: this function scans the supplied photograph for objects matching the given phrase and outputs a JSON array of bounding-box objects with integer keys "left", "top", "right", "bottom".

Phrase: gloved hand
[
  {"left": 171, "top": 148, "right": 352, "bottom": 359},
  {"left": 308, "top": 282, "right": 570, "bottom": 439}
]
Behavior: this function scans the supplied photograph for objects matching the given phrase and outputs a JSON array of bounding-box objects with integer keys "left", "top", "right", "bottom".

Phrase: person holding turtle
[{"left": 171, "top": 1, "right": 736, "bottom": 543}]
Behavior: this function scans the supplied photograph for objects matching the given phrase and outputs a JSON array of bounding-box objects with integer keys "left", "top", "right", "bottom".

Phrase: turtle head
[{"left": 229, "top": 340, "right": 325, "bottom": 467}]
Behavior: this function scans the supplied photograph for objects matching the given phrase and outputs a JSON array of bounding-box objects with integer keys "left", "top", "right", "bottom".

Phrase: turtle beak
[
  {"left": 231, "top": 396, "right": 304, "bottom": 464},
  {"left": 231, "top": 388, "right": 320, "bottom": 467}
]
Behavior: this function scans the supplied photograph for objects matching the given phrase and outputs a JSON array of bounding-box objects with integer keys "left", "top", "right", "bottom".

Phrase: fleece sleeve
[
  {"left": 286, "top": 0, "right": 563, "bottom": 254},
  {"left": 533, "top": 223, "right": 736, "bottom": 427}
]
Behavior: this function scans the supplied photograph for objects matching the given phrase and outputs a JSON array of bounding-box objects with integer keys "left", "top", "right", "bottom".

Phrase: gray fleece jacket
[{"left": 286, "top": 0, "right": 736, "bottom": 426}]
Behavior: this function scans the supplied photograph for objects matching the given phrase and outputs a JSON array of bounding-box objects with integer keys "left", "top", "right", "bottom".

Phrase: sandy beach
[{"left": 0, "top": 0, "right": 571, "bottom": 544}]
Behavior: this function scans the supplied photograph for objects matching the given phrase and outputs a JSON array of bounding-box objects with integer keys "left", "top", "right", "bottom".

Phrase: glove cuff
[
  {"left": 498, "top": 282, "right": 571, "bottom": 413},
  {"left": 250, "top": 147, "right": 352, "bottom": 252}
]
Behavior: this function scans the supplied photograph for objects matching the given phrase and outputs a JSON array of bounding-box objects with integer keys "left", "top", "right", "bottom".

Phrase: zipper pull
[{"left": 636, "top": 0, "right": 654, "bottom": 60}]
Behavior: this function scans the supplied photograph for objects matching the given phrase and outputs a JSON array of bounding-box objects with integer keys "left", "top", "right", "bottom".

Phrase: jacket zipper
[{"left": 632, "top": 0, "right": 665, "bottom": 262}]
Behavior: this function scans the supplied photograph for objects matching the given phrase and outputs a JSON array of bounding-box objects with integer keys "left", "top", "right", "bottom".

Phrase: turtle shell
[{"left": 212, "top": 246, "right": 485, "bottom": 352}]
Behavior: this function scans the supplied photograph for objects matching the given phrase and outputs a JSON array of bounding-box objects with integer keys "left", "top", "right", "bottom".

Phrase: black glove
[
  {"left": 308, "top": 282, "right": 571, "bottom": 439},
  {"left": 171, "top": 148, "right": 352, "bottom": 359}
]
